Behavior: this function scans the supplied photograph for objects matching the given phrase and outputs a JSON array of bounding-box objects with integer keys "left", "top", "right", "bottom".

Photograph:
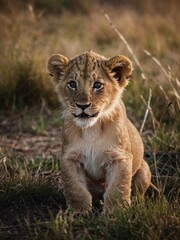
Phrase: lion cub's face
[{"left": 48, "top": 50, "right": 132, "bottom": 127}]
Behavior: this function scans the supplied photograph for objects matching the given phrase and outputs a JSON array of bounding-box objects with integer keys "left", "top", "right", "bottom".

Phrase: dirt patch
[{"left": 0, "top": 110, "right": 63, "bottom": 160}]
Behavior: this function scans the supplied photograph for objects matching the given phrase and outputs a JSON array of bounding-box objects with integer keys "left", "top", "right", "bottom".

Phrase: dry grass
[{"left": 0, "top": 1, "right": 179, "bottom": 109}]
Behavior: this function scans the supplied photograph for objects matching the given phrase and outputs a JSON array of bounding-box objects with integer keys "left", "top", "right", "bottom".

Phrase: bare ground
[{"left": 0, "top": 110, "right": 63, "bottom": 160}]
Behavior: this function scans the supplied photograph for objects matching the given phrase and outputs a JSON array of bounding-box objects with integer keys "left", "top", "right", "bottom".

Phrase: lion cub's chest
[{"left": 80, "top": 126, "right": 111, "bottom": 180}]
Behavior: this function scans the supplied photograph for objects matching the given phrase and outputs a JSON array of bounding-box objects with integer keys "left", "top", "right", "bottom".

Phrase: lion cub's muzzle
[{"left": 73, "top": 102, "right": 99, "bottom": 119}]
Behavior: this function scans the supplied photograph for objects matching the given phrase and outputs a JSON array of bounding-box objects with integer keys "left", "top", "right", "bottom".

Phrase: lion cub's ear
[
  {"left": 47, "top": 54, "right": 69, "bottom": 83},
  {"left": 105, "top": 55, "right": 133, "bottom": 87}
]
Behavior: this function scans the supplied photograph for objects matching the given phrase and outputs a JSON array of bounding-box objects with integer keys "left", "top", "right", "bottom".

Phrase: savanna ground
[{"left": 0, "top": 0, "right": 180, "bottom": 239}]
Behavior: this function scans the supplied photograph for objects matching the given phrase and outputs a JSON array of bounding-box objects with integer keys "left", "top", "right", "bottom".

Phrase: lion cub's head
[{"left": 47, "top": 50, "right": 132, "bottom": 127}]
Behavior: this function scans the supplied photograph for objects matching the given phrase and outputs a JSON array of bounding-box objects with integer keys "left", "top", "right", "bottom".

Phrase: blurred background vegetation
[
  {"left": 0, "top": 0, "right": 179, "bottom": 150},
  {"left": 0, "top": 0, "right": 179, "bottom": 106}
]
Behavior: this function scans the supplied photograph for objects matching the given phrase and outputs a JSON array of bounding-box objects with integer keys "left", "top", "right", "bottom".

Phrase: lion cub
[{"left": 47, "top": 50, "right": 152, "bottom": 213}]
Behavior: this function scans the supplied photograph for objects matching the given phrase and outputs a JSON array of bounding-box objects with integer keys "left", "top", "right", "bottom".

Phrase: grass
[
  {"left": 0, "top": 148, "right": 179, "bottom": 239},
  {"left": 0, "top": 111, "right": 179, "bottom": 240},
  {"left": 0, "top": 0, "right": 180, "bottom": 239}
]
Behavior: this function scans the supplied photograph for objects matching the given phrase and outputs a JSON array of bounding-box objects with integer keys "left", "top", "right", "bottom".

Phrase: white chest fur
[{"left": 80, "top": 126, "right": 110, "bottom": 180}]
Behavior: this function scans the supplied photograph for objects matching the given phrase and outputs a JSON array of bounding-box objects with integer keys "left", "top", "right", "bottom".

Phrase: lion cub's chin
[{"left": 74, "top": 117, "right": 98, "bottom": 128}]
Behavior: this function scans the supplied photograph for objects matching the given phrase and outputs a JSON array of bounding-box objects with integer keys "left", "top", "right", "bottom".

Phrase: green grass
[
  {"left": 0, "top": 173, "right": 179, "bottom": 239},
  {"left": 0, "top": 122, "right": 179, "bottom": 239},
  {"left": 20, "top": 199, "right": 179, "bottom": 240}
]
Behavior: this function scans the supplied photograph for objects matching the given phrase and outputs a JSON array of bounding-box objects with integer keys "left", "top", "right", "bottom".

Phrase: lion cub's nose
[{"left": 76, "top": 103, "right": 91, "bottom": 110}]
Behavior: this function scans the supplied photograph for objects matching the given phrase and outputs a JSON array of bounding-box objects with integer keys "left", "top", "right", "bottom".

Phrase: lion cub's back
[{"left": 127, "top": 119, "right": 144, "bottom": 174}]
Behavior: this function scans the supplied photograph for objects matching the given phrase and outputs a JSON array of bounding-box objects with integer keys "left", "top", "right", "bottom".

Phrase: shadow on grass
[
  {"left": 0, "top": 176, "right": 66, "bottom": 240},
  {"left": 0, "top": 152, "right": 179, "bottom": 240}
]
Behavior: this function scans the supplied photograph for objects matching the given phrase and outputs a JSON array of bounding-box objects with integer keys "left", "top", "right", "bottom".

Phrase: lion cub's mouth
[{"left": 73, "top": 112, "right": 99, "bottom": 119}]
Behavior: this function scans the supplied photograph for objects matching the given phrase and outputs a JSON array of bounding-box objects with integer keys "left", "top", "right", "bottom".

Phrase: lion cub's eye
[
  {"left": 93, "top": 82, "right": 103, "bottom": 90},
  {"left": 68, "top": 80, "right": 77, "bottom": 90}
]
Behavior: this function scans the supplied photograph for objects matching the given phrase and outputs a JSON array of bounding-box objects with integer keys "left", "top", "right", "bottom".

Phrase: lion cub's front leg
[
  {"left": 103, "top": 151, "right": 132, "bottom": 213},
  {"left": 61, "top": 151, "right": 92, "bottom": 213}
]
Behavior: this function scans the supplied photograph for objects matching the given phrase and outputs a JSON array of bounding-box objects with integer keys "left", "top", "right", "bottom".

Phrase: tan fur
[{"left": 47, "top": 50, "right": 152, "bottom": 213}]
